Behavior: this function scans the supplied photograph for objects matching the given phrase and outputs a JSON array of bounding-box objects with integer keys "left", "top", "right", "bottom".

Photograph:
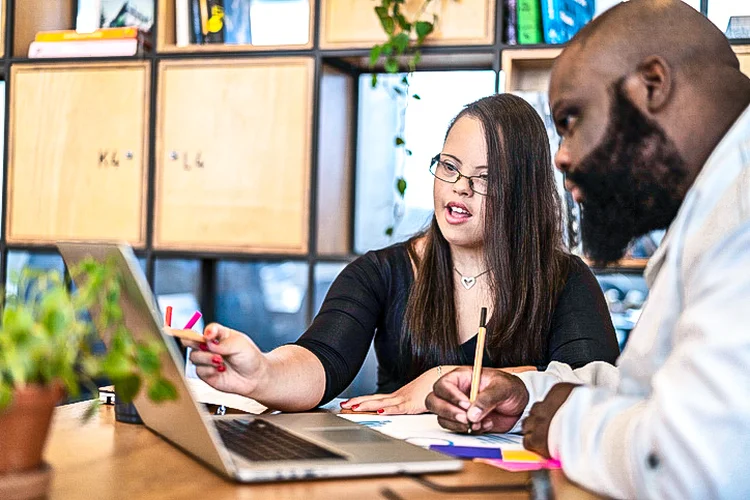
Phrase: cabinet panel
[
  {"left": 7, "top": 63, "right": 149, "bottom": 246},
  {"left": 321, "top": 0, "right": 495, "bottom": 49},
  {"left": 156, "top": 58, "right": 313, "bottom": 254}
]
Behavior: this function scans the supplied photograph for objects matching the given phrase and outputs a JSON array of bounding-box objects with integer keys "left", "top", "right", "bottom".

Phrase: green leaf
[
  {"left": 384, "top": 58, "right": 399, "bottom": 74},
  {"left": 395, "top": 13, "right": 410, "bottom": 31},
  {"left": 0, "top": 384, "right": 12, "bottom": 411},
  {"left": 395, "top": 136, "right": 405, "bottom": 146},
  {"left": 114, "top": 375, "right": 141, "bottom": 404},
  {"left": 369, "top": 45, "right": 383, "bottom": 67},
  {"left": 383, "top": 17, "right": 395, "bottom": 35},
  {"left": 415, "top": 21, "right": 434, "bottom": 40},
  {"left": 392, "top": 33, "right": 409, "bottom": 55},
  {"left": 393, "top": 86, "right": 405, "bottom": 95},
  {"left": 371, "top": 73, "right": 379, "bottom": 88},
  {"left": 148, "top": 378, "right": 178, "bottom": 402},
  {"left": 374, "top": 6, "right": 389, "bottom": 28},
  {"left": 405, "top": 149, "right": 413, "bottom": 156},
  {"left": 401, "top": 76, "right": 409, "bottom": 85},
  {"left": 101, "top": 351, "right": 133, "bottom": 381},
  {"left": 396, "top": 177, "right": 407, "bottom": 197},
  {"left": 385, "top": 227, "right": 394, "bottom": 237},
  {"left": 82, "top": 399, "right": 101, "bottom": 422},
  {"left": 136, "top": 345, "right": 160, "bottom": 375},
  {"left": 412, "top": 94, "right": 421, "bottom": 100}
]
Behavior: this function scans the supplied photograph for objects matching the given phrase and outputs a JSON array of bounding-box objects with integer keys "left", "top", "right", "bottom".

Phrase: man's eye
[
  {"left": 478, "top": 174, "right": 489, "bottom": 181},
  {"left": 556, "top": 113, "right": 578, "bottom": 133},
  {"left": 443, "top": 162, "right": 458, "bottom": 172}
]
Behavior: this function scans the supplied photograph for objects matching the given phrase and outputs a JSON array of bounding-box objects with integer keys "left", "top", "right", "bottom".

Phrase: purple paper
[{"left": 429, "top": 445, "right": 502, "bottom": 459}]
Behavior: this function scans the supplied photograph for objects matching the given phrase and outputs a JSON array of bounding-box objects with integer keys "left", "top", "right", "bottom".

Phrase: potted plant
[{"left": 0, "top": 255, "right": 177, "bottom": 495}]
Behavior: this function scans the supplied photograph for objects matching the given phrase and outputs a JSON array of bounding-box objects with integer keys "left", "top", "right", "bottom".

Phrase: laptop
[{"left": 58, "top": 242, "right": 462, "bottom": 482}]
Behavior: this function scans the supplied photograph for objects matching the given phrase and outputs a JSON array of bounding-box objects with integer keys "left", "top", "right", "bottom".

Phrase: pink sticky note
[{"left": 476, "top": 458, "right": 562, "bottom": 472}]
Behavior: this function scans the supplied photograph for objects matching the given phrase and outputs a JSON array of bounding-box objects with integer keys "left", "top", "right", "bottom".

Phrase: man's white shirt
[{"left": 514, "top": 104, "right": 750, "bottom": 499}]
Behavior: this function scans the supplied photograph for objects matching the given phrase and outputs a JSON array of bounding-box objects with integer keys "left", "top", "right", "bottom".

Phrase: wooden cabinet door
[
  {"left": 155, "top": 58, "right": 313, "bottom": 254},
  {"left": 320, "top": 0, "right": 495, "bottom": 49},
  {"left": 7, "top": 62, "right": 149, "bottom": 246}
]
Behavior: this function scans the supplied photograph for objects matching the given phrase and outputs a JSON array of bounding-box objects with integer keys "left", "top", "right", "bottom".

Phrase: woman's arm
[
  {"left": 546, "top": 256, "right": 620, "bottom": 368},
  {"left": 184, "top": 251, "right": 389, "bottom": 411},
  {"left": 182, "top": 325, "right": 326, "bottom": 412}
]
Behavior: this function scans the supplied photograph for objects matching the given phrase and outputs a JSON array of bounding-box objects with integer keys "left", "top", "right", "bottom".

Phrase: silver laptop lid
[{"left": 58, "top": 242, "right": 236, "bottom": 477}]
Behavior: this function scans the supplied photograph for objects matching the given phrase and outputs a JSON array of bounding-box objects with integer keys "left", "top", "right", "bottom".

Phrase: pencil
[
  {"left": 165, "top": 306, "right": 173, "bottom": 327},
  {"left": 469, "top": 307, "right": 488, "bottom": 403}
]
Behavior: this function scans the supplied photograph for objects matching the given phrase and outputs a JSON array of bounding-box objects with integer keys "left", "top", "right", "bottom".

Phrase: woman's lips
[{"left": 445, "top": 202, "right": 472, "bottom": 225}]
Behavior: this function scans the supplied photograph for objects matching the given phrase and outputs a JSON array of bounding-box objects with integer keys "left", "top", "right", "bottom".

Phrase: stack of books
[{"left": 28, "top": 27, "right": 150, "bottom": 58}]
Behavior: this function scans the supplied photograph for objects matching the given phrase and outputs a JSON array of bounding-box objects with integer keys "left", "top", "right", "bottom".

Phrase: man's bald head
[{"left": 562, "top": 0, "right": 738, "bottom": 80}]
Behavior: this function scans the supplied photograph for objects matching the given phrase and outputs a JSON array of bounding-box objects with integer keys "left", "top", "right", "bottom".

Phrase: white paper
[
  {"left": 186, "top": 378, "right": 267, "bottom": 415},
  {"left": 338, "top": 413, "right": 524, "bottom": 450}
]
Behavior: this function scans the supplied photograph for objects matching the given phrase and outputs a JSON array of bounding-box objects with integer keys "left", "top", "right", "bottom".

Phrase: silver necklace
[{"left": 454, "top": 267, "right": 490, "bottom": 290}]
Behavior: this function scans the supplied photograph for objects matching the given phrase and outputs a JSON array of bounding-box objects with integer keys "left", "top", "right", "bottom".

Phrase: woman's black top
[{"left": 295, "top": 242, "right": 619, "bottom": 404}]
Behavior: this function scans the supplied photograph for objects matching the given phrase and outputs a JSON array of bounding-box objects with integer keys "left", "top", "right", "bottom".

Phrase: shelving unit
[{"left": 0, "top": 0, "right": 747, "bottom": 332}]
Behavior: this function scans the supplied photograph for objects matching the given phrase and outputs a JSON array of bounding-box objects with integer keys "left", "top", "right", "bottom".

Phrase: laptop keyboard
[{"left": 216, "top": 418, "right": 345, "bottom": 462}]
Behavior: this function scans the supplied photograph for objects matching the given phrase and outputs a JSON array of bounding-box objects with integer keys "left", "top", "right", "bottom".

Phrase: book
[
  {"left": 223, "top": 0, "right": 251, "bottom": 45},
  {"left": 28, "top": 38, "right": 142, "bottom": 58},
  {"left": 540, "top": 0, "right": 595, "bottom": 45},
  {"left": 517, "top": 0, "right": 543, "bottom": 44},
  {"left": 189, "top": 0, "right": 205, "bottom": 43},
  {"left": 35, "top": 26, "right": 139, "bottom": 42},
  {"left": 175, "top": 0, "right": 191, "bottom": 46}
]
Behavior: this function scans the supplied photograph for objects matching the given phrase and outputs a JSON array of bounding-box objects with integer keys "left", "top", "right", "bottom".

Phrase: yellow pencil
[{"left": 470, "top": 307, "right": 488, "bottom": 403}]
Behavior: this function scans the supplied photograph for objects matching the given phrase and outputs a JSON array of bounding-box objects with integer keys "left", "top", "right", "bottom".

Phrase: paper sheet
[
  {"left": 185, "top": 378, "right": 267, "bottom": 415},
  {"left": 338, "top": 413, "right": 524, "bottom": 450}
]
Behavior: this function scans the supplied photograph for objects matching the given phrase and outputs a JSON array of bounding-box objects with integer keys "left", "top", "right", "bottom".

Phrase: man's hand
[
  {"left": 521, "top": 382, "right": 578, "bottom": 458},
  {"left": 426, "top": 367, "right": 530, "bottom": 433}
]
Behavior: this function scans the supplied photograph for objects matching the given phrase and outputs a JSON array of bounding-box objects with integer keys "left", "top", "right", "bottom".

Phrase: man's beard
[{"left": 567, "top": 79, "right": 689, "bottom": 265}]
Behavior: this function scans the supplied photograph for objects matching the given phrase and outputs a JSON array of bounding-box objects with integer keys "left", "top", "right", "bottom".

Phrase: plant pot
[{"left": 0, "top": 384, "right": 64, "bottom": 475}]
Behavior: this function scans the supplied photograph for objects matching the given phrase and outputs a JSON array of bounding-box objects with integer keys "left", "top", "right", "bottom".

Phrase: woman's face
[{"left": 433, "top": 115, "right": 489, "bottom": 250}]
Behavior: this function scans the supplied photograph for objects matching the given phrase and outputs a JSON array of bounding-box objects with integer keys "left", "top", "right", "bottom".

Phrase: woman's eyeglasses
[{"left": 429, "top": 154, "right": 488, "bottom": 196}]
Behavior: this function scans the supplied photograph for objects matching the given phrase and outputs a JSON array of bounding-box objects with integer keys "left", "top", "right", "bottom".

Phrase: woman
[{"left": 181, "top": 94, "right": 619, "bottom": 414}]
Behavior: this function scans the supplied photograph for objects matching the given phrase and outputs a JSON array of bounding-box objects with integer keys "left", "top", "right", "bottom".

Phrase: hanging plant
[{"left": 369, "top": 0, "right": 439, "bottom": 236}]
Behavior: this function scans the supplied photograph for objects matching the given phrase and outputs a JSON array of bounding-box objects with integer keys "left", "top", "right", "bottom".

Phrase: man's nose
[{"left": 554, "top": 143, "right": 572, "bottom": 174}]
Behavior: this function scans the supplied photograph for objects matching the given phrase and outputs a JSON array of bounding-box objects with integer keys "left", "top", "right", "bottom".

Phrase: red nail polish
[
  {"left": 199, "top": 343, "right": 209, "bottom": 352},
  {"left": 351, "top": 404, "right": 360, "bottom": 410},
  {"left": 377, "top": 409, "right": 384, "bottom": 414},
  {"left": 212, "top": 355, "right": 222, "bottom": 364},
  {"left": 217, "top": 364, "right": 226, "bottom": 373}
]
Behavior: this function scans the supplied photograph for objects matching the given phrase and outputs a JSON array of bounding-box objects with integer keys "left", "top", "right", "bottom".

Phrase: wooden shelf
[
  {"left": 157, "top": 0, "right": 314, "bottom": 53},
  {"left": 320, "top": 0, "right": 496, "bottom": 50},
  {"left": 583, "top": 257, "right": 650, "bottom": 271},
  {"left": 501, "top": 47, "right": 562, "bottom": 92}
]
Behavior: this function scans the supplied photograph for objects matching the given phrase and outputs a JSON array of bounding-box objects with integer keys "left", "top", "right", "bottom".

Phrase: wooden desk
[{"left": 45, "top": 402, "right": 597, "bottom": 499}]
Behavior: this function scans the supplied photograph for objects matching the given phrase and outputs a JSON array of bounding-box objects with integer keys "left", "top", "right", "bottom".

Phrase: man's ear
[{"left": 629, "top": 55, "right": 673, "bottom": 112}]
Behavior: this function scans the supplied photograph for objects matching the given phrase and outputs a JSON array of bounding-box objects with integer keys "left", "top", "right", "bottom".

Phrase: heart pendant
[{"left": 460, "top": 276, "right": 476, "bottom": 290}]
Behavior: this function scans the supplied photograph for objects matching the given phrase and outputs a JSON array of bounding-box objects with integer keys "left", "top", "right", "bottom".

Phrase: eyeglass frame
[{"left": 428, "top": 154, "right": 488, "bottom": 196}]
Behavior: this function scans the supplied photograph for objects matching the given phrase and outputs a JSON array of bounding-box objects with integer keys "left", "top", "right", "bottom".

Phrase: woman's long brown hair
[{"left": 402, "top": 94, "right": 570, "bottom": 376}]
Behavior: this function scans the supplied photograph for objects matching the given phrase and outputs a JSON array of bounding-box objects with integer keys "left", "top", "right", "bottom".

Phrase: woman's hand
[
  {"left": 340, "top": 366, "right": 451, "bottom": 415},
  {"left": 180, "top": 323, "right": 268, "bottom": 398},
  {"left": 499, "top": 366, "right": 537, "bottom": 374}
]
